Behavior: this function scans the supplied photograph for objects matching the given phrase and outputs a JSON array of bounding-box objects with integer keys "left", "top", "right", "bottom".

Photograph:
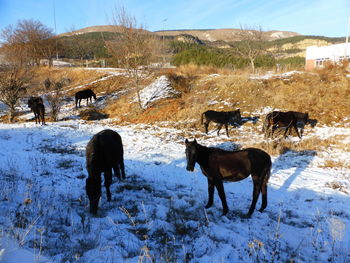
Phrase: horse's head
[
  {"left": 86, "top": 177, "right": 102, "bottom": 214},
  {"left": 185, "top": 139, "right": 198, "bottom": 172}
]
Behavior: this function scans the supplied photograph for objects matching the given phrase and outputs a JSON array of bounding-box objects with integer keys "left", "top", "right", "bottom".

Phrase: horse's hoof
[
  {"left": 205, "top": 203, "right": 212, "bottom": 209},
  {"left": 222, "top": 208, "right": 228, "bottom": 216}
]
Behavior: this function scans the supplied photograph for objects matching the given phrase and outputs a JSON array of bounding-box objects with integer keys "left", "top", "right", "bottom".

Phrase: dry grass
[
  {"left": 26, "top": 65, "right": 350, "bottom": 130},
  {"left": 27, "top": 67, "right": 106, "bottom": 95}
]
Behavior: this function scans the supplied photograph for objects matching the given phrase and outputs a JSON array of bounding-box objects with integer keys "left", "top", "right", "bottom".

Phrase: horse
[
  {"left": 185, "top": 139, "right": 271, "bottom": 217},
  {"left": 75, "top": 89, "right": 96, "bottom": 108},
  {"left": 28, "top": 97, "right": 45, "bottom": 125},
  {"left": 263, "top": 111, "right": 306, "bottom": 139},
  {"left": 86, "top": 129, "right": 125, "bottom": 214},
  {"left": 201, "top": 109, "right": 241, "bottom": 137}
]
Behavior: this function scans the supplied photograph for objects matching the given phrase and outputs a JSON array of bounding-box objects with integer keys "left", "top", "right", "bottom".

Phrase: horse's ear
[
  {"left": 194, "top": 139, "right": 197, "bottom": 144},
  {"left": 185, "top": 139, "right": 189, "bottom": 144}
]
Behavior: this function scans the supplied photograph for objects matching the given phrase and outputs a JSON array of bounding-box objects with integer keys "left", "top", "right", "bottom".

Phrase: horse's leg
[
  {"left": 119, "top": 158, "right": 126, "bottom": 179},
  {"left": 205, "top": 179, "right": 215, "bottom": 209},
  {"left": 204, "top": 121, "right": 209, "bottom": 134},
  {"left": 264, "top": 122, "right": 269, "bottom": 139},
  {"left": 271, "top": 124, "right": 278, "bottom": 138},
  {"left": 259, "top": 177, "right": 268, "bottom": 213},
  {"left": 293, "top": 123, "right": 301, "bottom": 138},
  {"left": 86, "top": 98, "right": 89, "bottom": 106},
  {"left": 225, "top": 123, "right": 229, "bottom": 137},
  {"left": 248, "top": 175, "right": 262, "bottom": 217},
  {"left": 104, "top": 168, "right": 112, "bottom": 201},
  {"left": 217, "top": 124, "right": 223, "bottom": 136},
  {"left": 34, "top": 111, "right": 38, "bottom": 124},
  {"left": 113, "top": 165, "right": 121, "bottom": 180},
  {"left": 283, "top": 123, "right": 291, "bottom": 138},
  {"left": 215, "top": 180, "right": 228, "bottom": 215}
]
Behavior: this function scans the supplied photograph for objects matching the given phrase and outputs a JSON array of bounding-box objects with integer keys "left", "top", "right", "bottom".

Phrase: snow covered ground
[
  {"left": 0, "top": 71, "right": 349, "bottom": 262},
  {"left": 0, "top": 118, "right": 349, "bottom": 263}
]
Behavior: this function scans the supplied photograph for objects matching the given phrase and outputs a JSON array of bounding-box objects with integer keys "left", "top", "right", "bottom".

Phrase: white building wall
[
  {"left": 305, "top": 43, "right": 350, "bottom": 69},
  {"left": 306, "top": 43, "right": 350, "bottom": 60}
]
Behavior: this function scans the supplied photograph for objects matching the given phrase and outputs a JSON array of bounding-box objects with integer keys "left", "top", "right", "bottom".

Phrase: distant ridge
[{"left": 58, "top": 25, "right": 300, "bottom": 42}]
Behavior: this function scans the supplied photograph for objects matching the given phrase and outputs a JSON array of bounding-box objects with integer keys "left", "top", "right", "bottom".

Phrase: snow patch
[{"left": 138, "top": 76, "right": 180, "bottom": 109}]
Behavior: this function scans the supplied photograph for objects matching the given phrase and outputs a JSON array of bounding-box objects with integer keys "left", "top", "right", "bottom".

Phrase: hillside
[
  {"left": 59, "top": 25, "right": 300, "bottom": 42},
  {"left": 155, "top": 28, "right": 300, "bottom": 42},
  {"left": 55, "top": 25, "right": 346, "bottom": 65}
]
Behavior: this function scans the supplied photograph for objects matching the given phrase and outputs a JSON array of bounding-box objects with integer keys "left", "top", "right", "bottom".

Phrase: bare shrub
[
  {"left": 46, "top": 78, "right": 69, "bottom": 121},
  {"left": 0, "top": 67, "right": 33, "bottom": 122}
]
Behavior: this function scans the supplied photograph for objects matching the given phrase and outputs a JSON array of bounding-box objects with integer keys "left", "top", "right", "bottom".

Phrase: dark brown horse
[
  {"left": 28, "top": 96, "right": 45, "bottom": 125},
  {"left": 86, "top": 129, "right": 125, "bottom": 214},
  {"left": 201, "top": 109, "right": 241, "bottom": 137},
  {"left": 263, "top": 111, "right": 307, "bottom": 139},
  {"left": 185, "top": 139, "right": 271, "bottom": 217},
  {"left": 75, "top": 89, "right": 97, "bottom": 108}
]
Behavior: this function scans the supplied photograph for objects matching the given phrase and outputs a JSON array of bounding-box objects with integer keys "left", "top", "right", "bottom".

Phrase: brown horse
[
  {"left": 75, "top": 89, "right": 97, "bottom": 108},
  {"left": 185, "top": 139, "right": 271, "bottom": 217},
  {"left": 201, "top": 109, "right": 241, "bottom": 137},
  {"left": 263, "top": 111, "right": 306, "bottom": 139},
  {"left": 86, "top": 129, "right": 125, "bottom": 214},
  {"left": 28, "top": 96, "right": 45, "bottom": 125}
]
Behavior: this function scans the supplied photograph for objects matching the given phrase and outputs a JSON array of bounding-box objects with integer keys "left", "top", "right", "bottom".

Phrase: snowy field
[
  {"left": 0, "top": 71, "right": 350, "bottom": 262},
  {"left": 0, "top": 119, "right": 349, "bottom": 263}
]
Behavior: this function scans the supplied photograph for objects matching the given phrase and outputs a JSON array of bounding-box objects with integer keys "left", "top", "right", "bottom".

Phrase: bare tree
[
  {"left": 1, "top": 19, "right": 55, "bottom": 67},
  {"left": 0, "top": 67, "right": 32, "bottom": 122},
  {"left": 105, "top": 6, "right": 157, "bottom": 109},
  {"left": 46, "top": 78, "right": 69, "bottom": 121},
  {"left": 233, "top": 25, "right": 267, "bottom": 72}
]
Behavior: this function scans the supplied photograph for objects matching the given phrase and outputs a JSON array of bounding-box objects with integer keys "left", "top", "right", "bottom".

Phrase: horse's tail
[{"left": 201, "top": 112, "right": 205, "bottom": 124}]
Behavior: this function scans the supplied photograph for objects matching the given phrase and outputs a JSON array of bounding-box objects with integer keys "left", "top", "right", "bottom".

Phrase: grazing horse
[
  {"left": 201, "top": 109, "right": 241, "bottom": 137},
  {"left": 75, "top": 89, "right": 96, "bottom": 108},
  {"left": 185, "top": 139, "right": 271, "bottom": 217},
  {"left": 28, "top": 97, "right": 45, "bottom": 125},
  {"left": 86, "top": 129, "right": 125, "bottom": 214},
  {"left": 263, "top": 111, "right": 307, "bottom": 139}
]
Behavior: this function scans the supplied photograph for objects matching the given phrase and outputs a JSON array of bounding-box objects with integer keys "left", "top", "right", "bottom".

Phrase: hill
[
  {"left": 155, "top": 28, "right": 300, "bottom": 42},
  {"left": 59, "top": 25, "right": 300, "bottom": 42}
]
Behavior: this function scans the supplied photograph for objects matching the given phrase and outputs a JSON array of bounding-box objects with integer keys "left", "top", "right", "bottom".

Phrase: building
[{"left": 305, "top": 43, "right": 350, "bottom": 70}]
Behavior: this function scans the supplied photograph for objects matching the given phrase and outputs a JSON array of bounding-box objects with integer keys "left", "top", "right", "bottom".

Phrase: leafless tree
[
  {"left": 105, "top": 6, "right": 157, "bottom": 109},
  {"left": 46, "top": 78, "right": 69, "bottom": 121},
  {"left": 0, "top": 67, "right": 32, "bottom": 122},
  {"left": 233, "top": 25, "right": 267, "bottom": 72},
  {"left": 1, "top": 19, "right": 55, "bottom": 67}
]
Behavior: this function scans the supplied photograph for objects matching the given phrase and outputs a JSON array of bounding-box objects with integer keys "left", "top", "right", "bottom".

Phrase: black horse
[
  {"left": 28, "top": 97, "right": 45, "bottom": 125},
  {"left": 86, "top": 129, "right": 125, "bottom": 214},
  {"left": 185, "top": 139, "right": 271, "bottom": 217},
  {"left": 75, "top": 89, "right": 96, "bottom": 108},
  {"left": 201, "top": 109, "right": 241, "bottom": 137}
]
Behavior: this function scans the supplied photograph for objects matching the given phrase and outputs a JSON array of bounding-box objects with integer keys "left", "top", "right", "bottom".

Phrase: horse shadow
[
  {"left": 272, "top": 149, "right": 317, "bottom": 190},
  {"left": 240, "top": 116, "right": 260, "bottom": 125},
  {"left": 230, "top": 115, "right": 259, "bottom": 128}
]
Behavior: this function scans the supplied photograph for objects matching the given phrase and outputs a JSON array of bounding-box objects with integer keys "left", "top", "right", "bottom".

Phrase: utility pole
[
  {"left": 346, "top": 14, "right": 350, "bottom": 44},
  {"left": 53, "top": 0, "right": 58, "bottom": 60},
  {"left": 162, "top": 18, "right": 167, "bottom": 64}
]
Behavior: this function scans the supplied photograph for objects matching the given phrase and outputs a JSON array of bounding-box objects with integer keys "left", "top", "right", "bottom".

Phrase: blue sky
[{"left": 0, "top": 0, "right": 349, "bottom": 37}]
